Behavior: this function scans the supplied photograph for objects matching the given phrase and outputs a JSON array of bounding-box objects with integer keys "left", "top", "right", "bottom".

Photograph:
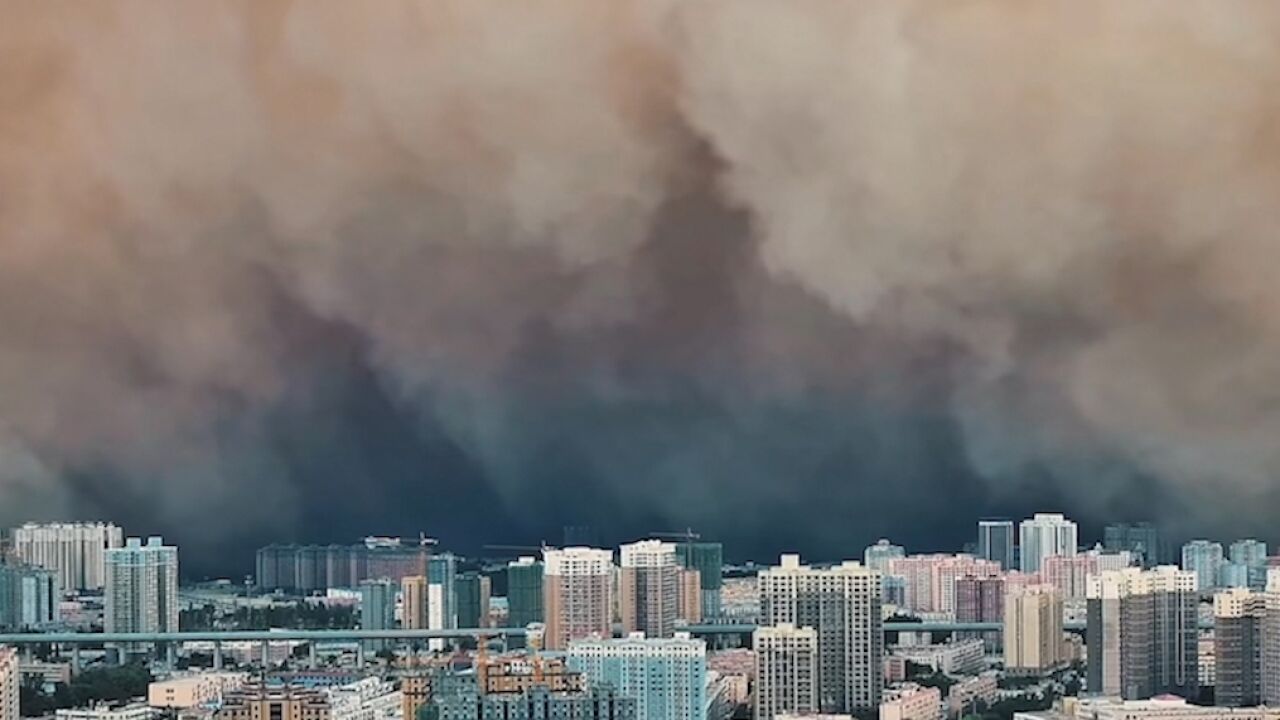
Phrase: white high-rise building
[
  {"left": 1019, "top": 513, "right": 1078, "bottom": 573},
  {"left": 1262, "top": 567, "right": 1280, "bottom": 705},
  {"left": 759, "top": 555, "right": 882, "bottom": 715},
  {"left": 104, "top": 536, "right": 178, "bottom": 634},
  {"left": 542, "top": 547, "right": 614, "bottom": 650},
  {"left": 0, "top": 647, "right": 16, "bottom": 720},
  {"left": 619, "top": 540, "right": 680, "bottom": 638},
  {"left": 568, "top": 632, "right": 706, "bottom": 720},
  {"left": 755, "top": 623, "right": 818, "bottom": 720},
  {"left": 12, "top": 522, "right": 123, "bottom": 592}
]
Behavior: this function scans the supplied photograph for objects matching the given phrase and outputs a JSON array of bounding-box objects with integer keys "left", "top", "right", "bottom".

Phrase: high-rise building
[
  {"left": 1086, "top": 566, "right": 1198, "bottom": 699},
  {"left": 1104, "top": 523, "right": 1163, "bottom": 568},
  {"left": 12, "top": 522, "right": 123, "bottom": 592},
  {"left": 977, "top": 520, "right": 1015, "bottom": 571},
  {"left": 104, "top": 537, "right": 178, "bottom": 635},
  {"left": 1228, "top": 540, "right": 1268, "bottom": 591},
  {"left": 455, "top": 571, "right": 490, "bottom": 628},
  {"left": 887, "top": 555, "right": 1000, "bottom": 614},
  {"left": 506, "top": 557, "right": 544, "bottom": 628},
  {"left": 0, "top": 647, "right": 16, "bottom": 720},
  {"left": 359, "top": 578, "right": 396, "bottom": 650},
  {"left": 427, "top": 554, "right": 457, "bottom": 633},
  {"left": 567, "top": 632, "right": 706, "bottom": 720},
  {"left": 400, "top": 575, "right": 427, "bottom": 630},
  {"left": 254, "top": 537, "right": 431, "bottom": 592},
  {"left": 1214, "top": 588, "right": 1265, "bottom": 707},
  {"left": 676, "top": 566, "right": 702, "bottom": 624},
  {"left": 864, "top": 539, "right": 905, "bottom": 573},
  {"left": 954, "top": 575, "right": 1004, "bottom": 651},
  {"left": 1003, "top": 584, "right": 1064, "bottom": 676},
  {"left": 1181, "top": 540, "right": 1225, "bottom": 592},
  {"left": 1018, "top": 514, "right": 1077, "bottom": 574},
  {"left": 542, "top": 547, "right": 613, "bottom": 650},
  {"left": 754, "top": 623, "right": 818, "bottom": 720},
  {"left": 674, "top": 542, "right": 723, "bottom": 619},
  {"left": 1263, "top": 568, "right": 1280, "bottom": 705},
  {"left": 759, "top": 555, "right": 882, "bottom": 715},
  {"left": 0, "top": 648, "right": 14, "bottom": 720},
  {"left": 0, "top": 563, "right": 60, "bottom": 630},
  {"left": 1042, "top": 550, "right": 1134, "bottom": 600},
  {"left": 619, "top": 540, "right": 680, "bottom": 639}
]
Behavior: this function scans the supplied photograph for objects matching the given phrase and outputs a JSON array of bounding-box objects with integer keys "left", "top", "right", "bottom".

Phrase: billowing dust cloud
[{"left": 4, "top": 0, "right": 1280, "bottom": 558}]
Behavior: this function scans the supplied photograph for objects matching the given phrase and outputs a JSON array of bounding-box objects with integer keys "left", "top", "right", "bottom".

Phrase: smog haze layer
[{"left": 4, "top": 1, "right": 1279, "bottom": 575}]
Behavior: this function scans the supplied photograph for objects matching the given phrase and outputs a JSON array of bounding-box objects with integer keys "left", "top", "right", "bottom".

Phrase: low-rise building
[
  {"left": 215, "top": 682, "right": 330, "bottom": 720},
  {"left": 892, "top": 638, "right": 984, "bottom": 676},
  {"left": 56, "top": 703, "right": 159, "bottom": 720},
  {"left": 20, "top": 661, "right": 73, "bottom": 690},
  {"left": 880, "top": 684, "right": 942, "bottom": 720},
  {"left": 148, "top": 673, "right": 247, "bottom": 709},
  {"left": 946, "top": 673, "right": 998, "bottom": 718},
  {"left": 427, "top": 671, "right": 636, "bottom": 719},
  {"left": 325, "top": 677, "right": 399, "bottom": 720},
  {"left": 1015, "top": 696, "right": 1280, "bottom": 720}
]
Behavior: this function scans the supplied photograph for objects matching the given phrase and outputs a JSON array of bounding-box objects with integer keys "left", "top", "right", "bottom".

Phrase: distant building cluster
[
  {"left": 255, "top": 538, "right": 435, "bottom": 592},
  {"left": 11, "top": 513, "right": 1280, "bottom": 720}
]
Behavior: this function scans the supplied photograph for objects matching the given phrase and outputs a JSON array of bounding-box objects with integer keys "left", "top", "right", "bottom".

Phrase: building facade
[
  {"left": 505, "top": 557, "right": 543, "bottom": 628},
  {"left": 864, "top": 540, "right": 906, "bottom": 574},
  {"left": 879, "top": 684, "right": 941, "bottom": 720},
  {"left": 1227, "top": 540, "right": 1268, "bottom": 591},
  {"left": 887, "top": 555, "right": 999, "bottom": 615},
  {"left": 619, "top": 540, "right": 680, "bottom": 639},
  {"left": 427, "top": 554, "right": 457, "bottom": 634},
  {"left": 400, "top": 575, "right": 427, "bottom": 630},
  {"left": 977, "top": 520, "right": 1015, "bottom": 571},
  {"left": 755, "top": 623, "right": 818, "bottom": 720},
  {"left": 0, "top": 647, "right": 16, "bottom": 720},
  {"left": 674, "top": 542, "right": 723, "bottom": 619},
  {"left": 1213, "top": 588, "right": 1264, "bottom": 707},
  {"left": 104, "top": 537, "right": 178, "bottom": 635},
  {"left": 215, "top": 682, "right": 330, "bottom": 720},
  {"left": 0, "top": 563, "right": 60, "bottom": 630},
  {"left": 427, "top": 671, "right": 636, "bottom": 720},
  {"left": 455, "top": 572, "right": 490, "bottom": 629},
  {"left": 759, "top": 555, "right": 882, "bottom": 715},
  {"left": 542, "top": 547, "right": 613, "bottom": 650},
  {"left": 12, "top": 522, "right": 123, "bottom": 593},
  {"left": 1181, "top": 541, "right": 1225, "bottom": 592},
  {"left": 1004, "top": 584, "right": 1064, "bottom": 676},
  {"left": 1086, "top": 566, "right": 1199, "bottom": 700},
  {"left": 255, "top": 538, "right": 431, "bottom": 592},
  {"left": 1042, "top": 550, "right": 1134, "bottom": 601},
  {"left": 358, "top": 579, "right": 395, "bottom": 650},
  {"left": 567, "top": 632, "right": 706, "bottom": 720},
  {"left": 1104, "top": 523, "right": 1163, "bottom": 568},
  {"left": 1018, "top": 514, "right": 1078, "bottom": 574}
]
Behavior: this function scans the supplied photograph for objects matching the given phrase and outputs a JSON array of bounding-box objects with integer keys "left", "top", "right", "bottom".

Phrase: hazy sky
[{"left": 4, "top": 1, "right": 1280, "bottom": 575}]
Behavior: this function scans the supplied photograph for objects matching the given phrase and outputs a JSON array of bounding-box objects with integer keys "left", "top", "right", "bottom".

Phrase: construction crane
[
  {"left": 481, "top": 543, "right": 556, "bottom": 558},
  {"left": 648, "top": 528, "right": 703, "bottom": 568},
  {"left": 648, "top": 528, "right": 701, "bottom": 542}
]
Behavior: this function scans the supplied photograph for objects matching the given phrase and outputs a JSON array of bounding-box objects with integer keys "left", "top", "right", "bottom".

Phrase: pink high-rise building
[
  {"left": 1043, "top": 550, "right": 1134, "bottom": 600},
  {"left": 888, "top": 555, "right": 1000, "bottom": 614}
]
